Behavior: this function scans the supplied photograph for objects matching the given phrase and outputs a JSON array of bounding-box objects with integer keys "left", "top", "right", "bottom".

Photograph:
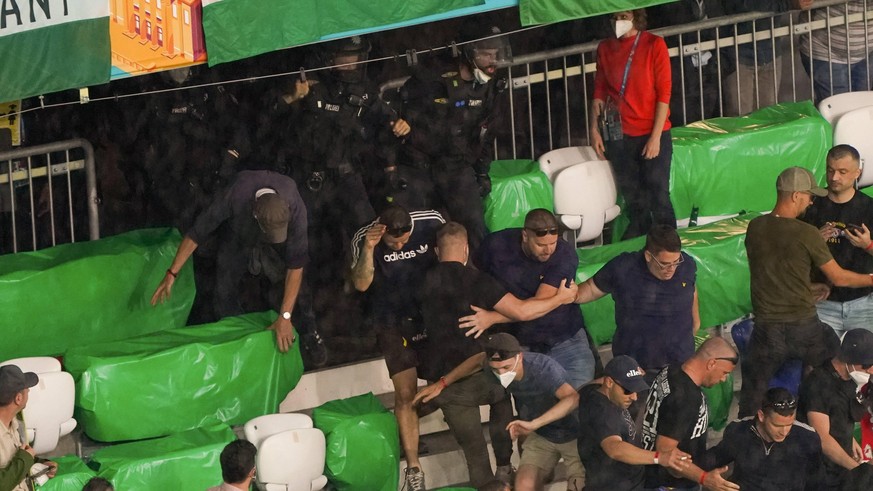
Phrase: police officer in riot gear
[
  {"left": 389, "top": 25, "right": 510, "bottom": 251},
  {"left": 277, "top": 36, "right": 408, "bottom": 367},
  {"left": 283, "top": 35, "right": 407, "bottom": 239}
]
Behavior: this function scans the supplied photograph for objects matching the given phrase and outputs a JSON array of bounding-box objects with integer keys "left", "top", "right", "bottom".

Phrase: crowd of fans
[{"left": 3, "top": 3, "right": 873, "bottom": 490}]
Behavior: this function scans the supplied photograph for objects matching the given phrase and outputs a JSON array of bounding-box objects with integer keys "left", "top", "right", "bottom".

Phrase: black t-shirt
[
  {"left": 803, "top": 191, "right": 873, "bottom": 302},
  {"left": 416, "top": 261, "right": 507, "bottom": 381},
  {"left": 350, "top": 210, "right": 445, "bottom": 325},
  {"left": 577, "top": 384, "right": 645, "bottom": 491},
  {"left": 700, "top": 417, "right": 824, "bottom": 490},
  {"left": 641, "top": 365, "right": 709, "bottom": 489},
  {"left": 799, "top": 361, "right": 867, "bottom": 487}
]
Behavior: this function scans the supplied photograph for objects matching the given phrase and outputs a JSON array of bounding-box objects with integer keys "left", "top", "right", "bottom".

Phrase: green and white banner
[
  {"left": 0, "top": 0, "right": 110, "bottom": 101},
  {"left": 201, "top": 0, "right": 485, "bottom": 66},
  {"left": 519, "top": 0, "right": 677, "bottom": 26}
]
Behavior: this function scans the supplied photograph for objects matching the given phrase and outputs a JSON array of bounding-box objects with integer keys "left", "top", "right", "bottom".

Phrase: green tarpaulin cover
[
  {"left": 520, "top": 0, "right": 676, "bottom": 25},
  {"left": 669, "top": 102, "right": 831, "bottom": 221},
  {"left": 0, "top": 228, "right": 194, "bottom": 360},
  {"left": 484, "top": 159, "right": 554, "bottom": 232},
  {"left": 35, "top": 455, "right": 95, "bottom": 491},
  {"left": 203, "top": 0, "right": 484, "bottom": 65},
  {"left": 578, "top": 214, "right": 756, "bottom": 346},
  {"left": 65, "top": 312, "right": 303, "bottom": 442},
  {"left": 312, "top": 393, "right": 400, "bottom": 491},
  {"left": 90, "top": 425, "right": 234, "bottom": 491}
]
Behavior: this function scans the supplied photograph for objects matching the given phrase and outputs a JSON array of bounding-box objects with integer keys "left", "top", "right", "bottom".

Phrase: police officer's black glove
[{"left": 476, "top": 173, "right": 492, "bottom": 197}]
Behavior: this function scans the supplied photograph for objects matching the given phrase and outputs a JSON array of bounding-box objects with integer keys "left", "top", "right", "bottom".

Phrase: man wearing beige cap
[
  {"left": 741, "top": 166, "right": 873, "bottom": 417},
  {"left": 0, "top": 365, "right": 56, "bottom": 490},
  {"left": 150, "top": 170, "right": 314, "bottom": 358}
]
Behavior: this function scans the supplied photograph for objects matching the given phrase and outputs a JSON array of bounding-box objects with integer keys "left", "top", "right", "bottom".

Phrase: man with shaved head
[
  {"left": 412, "top": 222, "right": 578, "bottom": 487},
  {"left": 641, "top": 337, "right": 740, "bottom": 490}
]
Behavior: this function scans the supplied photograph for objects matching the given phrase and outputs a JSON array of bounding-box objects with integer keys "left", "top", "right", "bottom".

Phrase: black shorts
[{"left": 376, "top": 318, "right": 427, "bottom": 377}]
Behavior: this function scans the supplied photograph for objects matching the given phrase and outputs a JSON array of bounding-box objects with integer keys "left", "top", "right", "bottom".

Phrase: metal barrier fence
[
  {"left": 490, "top": 0, "right": 872, "bottom": 160},
  {"left": 0, "top": 138, "right": 99, "bottom": 254}
]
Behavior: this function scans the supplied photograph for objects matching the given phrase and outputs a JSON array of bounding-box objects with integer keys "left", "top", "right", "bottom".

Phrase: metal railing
[
  {"left": 481, "top": 0, "right": 872, "bottom": 160},
  {"left": 0, "top": 138, "right": 99, "bottom": 254}
]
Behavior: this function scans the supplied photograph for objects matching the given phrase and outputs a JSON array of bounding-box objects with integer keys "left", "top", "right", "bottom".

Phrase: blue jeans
[
  {"left": 816, "top": 294, "right": 873, "bottom": 339},
  {"left": 542, "top": 328, "right": 595, "bottom": 389},
  {"left": 801, "top": 53, "right": 872, "bottom": 103}
]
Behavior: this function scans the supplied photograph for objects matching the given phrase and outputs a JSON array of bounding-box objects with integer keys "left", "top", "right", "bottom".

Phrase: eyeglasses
[
  {"left": 646, "top": 251, "right": 685, "bottom": 270},
  {"left": 620, "top": 385, "right": 635, "bottom": 396},
  {"left": 715, "top": 356, "right": 739, "bottom": 365},
  {"left": 385, "top": 225, "right": 412, "bottom": 237},
  {"left": 763, "top": 398, "right": 797, "bottom": 411},
  {"left": 525, "top": 227, "right": 558, "bottom": 237}
]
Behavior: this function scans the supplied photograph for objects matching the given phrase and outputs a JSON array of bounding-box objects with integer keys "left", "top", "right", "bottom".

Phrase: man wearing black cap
[
  {"left": 350, "top": 204, "right": 445, "bottom": 491},
  {"left": 577, "top": 355, "right": 691, "bottom": 491},
  {"left": 800, "top": 328, "right": 873, "bottom": 489},
  {"left": 151, "top": 170, "right": 309, "bottom": 355},
  {"left": 742, "top": 166, "right": 873, "bottom": 417},
  {"left": 483, "top": 333, "right": 584, "bottom": 491},
  {"left": 0, "top": 365, "right": 56, "bottom": 490},
  {"left": 700, "top": 387, "right": 824, "bottom": 490}
]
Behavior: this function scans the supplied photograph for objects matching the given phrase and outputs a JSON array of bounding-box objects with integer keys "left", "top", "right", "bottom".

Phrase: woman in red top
[{"left": 590, "top": 9, "right": 676, "bottom": 240}]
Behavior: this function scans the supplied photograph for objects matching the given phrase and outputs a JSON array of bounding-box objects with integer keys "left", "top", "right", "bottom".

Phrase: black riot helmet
[
  {"left": 320, "top": 35, "right": 371, "bottom": 84},
  {"left": 459, "top": 24, "right": 512, "bottom": 84}
]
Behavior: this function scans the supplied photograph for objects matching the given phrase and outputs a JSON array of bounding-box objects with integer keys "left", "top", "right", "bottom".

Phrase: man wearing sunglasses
[
  {"left": 640, "top": 337, "right": 739, "bottom": 490},
  {"left": 799, "top": 328, "right": 873, "bottom": 489},
  {"left": 700, "top": 387, "right": 824, "bottom": 490},
  {"left": 577, "top": 355, "right": 691, "bottom": 490},
  {"left": 575, "top": 225, "right": 699, "bottom": 381},
  {"left": 350, "top": 204, "right": 445, "bottom": 491},
  {"left": 742, "top": 166, "right": 873, "bottom": 418},
  {"left": 468, "top": 209, "right": 597, "bottom": 390}
]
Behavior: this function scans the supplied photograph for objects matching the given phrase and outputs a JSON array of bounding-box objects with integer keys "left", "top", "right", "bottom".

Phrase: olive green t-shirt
[{"left": 745, "top": 214, "right": 833, "bottom": 322}]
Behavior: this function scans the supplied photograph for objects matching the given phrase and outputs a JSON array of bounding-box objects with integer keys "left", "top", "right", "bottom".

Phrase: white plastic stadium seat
[
  {"left": 0, "top": 357, "right": 77, "bottom": 455},
  {"left": 832, "top": 106, "right": 873, "bottom": 188},
  {"left": 538, "top": 145, "right": 602, "bottom": 182},
  {"left": 818, "top": 91, "right": 873, "bottom": 125},
  {"left": 244, "top": 413, "right": 327, "bottom": 491},
  {"left": 539, "top": 146, "right": 621, "bottom": 247}
]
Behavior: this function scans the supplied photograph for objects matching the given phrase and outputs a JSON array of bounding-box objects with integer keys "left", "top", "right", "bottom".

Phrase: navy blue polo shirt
[
  {"left": 475, "top": 228, "right": 583, "bottom": 349},
  {"left": 592, "top": 250, "right": 697, "bottom": 370},
  {"left": 351, "top": 210, "right": 444, "bottom": 325}
]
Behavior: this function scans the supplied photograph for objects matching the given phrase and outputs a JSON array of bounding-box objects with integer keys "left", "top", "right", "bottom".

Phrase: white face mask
[
  {"left": 848, "top": 364, "right": 871, "bottom": 391},
  {"left": 493, "top": 355, "right": 519, "bottom": 388},
  {"left": 473, "top": 67, "right": 492, "bottom": 85},
  {"left": 614, "top": 19, "right": 633, "bottom": 38}
]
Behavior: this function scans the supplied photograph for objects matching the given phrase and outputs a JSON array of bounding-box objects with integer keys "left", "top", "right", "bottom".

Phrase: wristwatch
[{"left": 281, "top": 311, "right": 292, "bottom": 321}]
